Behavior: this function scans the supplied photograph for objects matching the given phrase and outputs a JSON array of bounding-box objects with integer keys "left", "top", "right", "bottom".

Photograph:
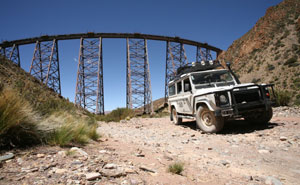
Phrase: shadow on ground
[{"left": 179, "top": 120, "right": 281, "bottom": 135}]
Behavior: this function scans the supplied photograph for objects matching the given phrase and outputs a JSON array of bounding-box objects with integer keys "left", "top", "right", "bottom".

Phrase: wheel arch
[{"left": 195, "top": 101, "right": 214, "bottom": 112}]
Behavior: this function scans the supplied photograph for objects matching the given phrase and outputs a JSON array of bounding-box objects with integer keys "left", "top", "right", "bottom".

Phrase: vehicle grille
[{"left": 233, "top": 89, "right": 261, "bottom": 104}]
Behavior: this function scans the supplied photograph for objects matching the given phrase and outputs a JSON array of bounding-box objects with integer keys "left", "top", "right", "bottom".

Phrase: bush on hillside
[
  {"left": 0, "top": 85, "right": 99, "bottom": 148},
  {"left": 295, "top": 94, "right": 300, "bottom": 106},
  {"left": 0, "top": 59, "right": 100, "bottom": 149},
  {"left": 274, "top": 89, "right": 291, "bottom": 106},
  {"left": 97, "top": 108, "right": 134, "bottom": 122},
  {"left": 284, "top": 57, "right": 299, "bottom": 67},
  {"left": 0, "top": 87, "right": 41, "bottom": 148}
]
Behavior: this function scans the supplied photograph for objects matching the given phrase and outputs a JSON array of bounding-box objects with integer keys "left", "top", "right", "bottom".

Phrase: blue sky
[{"left": 1, "top": 0, "right": 282, "bottom": 111}]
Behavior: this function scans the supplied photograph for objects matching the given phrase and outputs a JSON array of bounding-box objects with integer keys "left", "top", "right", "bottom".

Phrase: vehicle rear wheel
[
  {"left": 244, "top": 108, "right": 273, "bottom": 125},
  {"left": 171, "top": 108, "right": 182, "bottom": 125},
  {"left": 196, "top": 106, "right": 224, "bottom": 133}
]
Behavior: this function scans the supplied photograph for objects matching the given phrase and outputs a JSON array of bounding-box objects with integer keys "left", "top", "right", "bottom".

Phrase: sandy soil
[{"left": 0, "top": 114, "right": 299, "bottom": 185}]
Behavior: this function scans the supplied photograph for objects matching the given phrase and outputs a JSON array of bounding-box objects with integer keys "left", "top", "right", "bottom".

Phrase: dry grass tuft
[
  {"left": 168, "top": 162, "right": 184, "bottom": 175},
  {"left": 0, "top": 87, "right": 41, "bottom": 148},
  {"left": 46, "top": 112, "right": 100, "bottom": 147}
]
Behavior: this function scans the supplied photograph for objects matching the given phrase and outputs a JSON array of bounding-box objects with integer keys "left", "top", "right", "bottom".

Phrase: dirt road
[
  {"left": 1, "top": 108, "right": 300, "bottom": 185},
  {"left": 98, "top": 115, "right": 300, "bottom": 185}
]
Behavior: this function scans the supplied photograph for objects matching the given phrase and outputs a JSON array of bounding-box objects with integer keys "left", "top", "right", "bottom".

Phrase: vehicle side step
[{"left": 177, "top": 115, "right": 195, "bottom": 120}]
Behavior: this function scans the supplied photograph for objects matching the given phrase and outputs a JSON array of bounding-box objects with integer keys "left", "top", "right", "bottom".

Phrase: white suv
[{"left": 168, "top": 60, "right": 275, "bottom": 133}]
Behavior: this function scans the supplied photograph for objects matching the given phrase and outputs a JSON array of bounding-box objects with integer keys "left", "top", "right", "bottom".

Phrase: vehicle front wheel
[
  {"left": 196, "top": 106, "right": 224, "bottom": 133},
  {"left": 171, "top": 108, "right": 182, "bottom": 125}
]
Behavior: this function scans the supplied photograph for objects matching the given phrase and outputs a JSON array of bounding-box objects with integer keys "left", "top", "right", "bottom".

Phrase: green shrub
[
  {"left": 294, "top": 94, "right": 300, "bottom": 106},
  {"left": 284, "top": 57, "right": 299, "bottom": 67},
  {"left": 97, "top": 108, "right": 134, "bottom": 122},
  {"left": 293, "top": 78, "right": 300, "bottom": 89},
  {"left": 251, "top": 78, "right": 261, "bottom": 83},
  {"left": 295, "top": 94, "right": 300, "bottom": 106},
  {"left": 274, "top": 54, "right": 281, "bottom": 60},
  {"left": 267, "top": 64, "right": 275, "bottom": 71},
  {"left": 247, "top": 66, "right": 254, "bottom": 73},
  {"left": 274, "top": 90, "right": 291, "bottom": 106},
  {"left": 0, "top": 88, "right": 41, "bottom": 148},
  {"left": 168, "top": 162, "right": 184, "bottom": 175}
]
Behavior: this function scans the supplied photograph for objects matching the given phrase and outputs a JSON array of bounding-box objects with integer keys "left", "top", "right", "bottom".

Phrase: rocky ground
[{"left": 0, "top": 107, "right": 300, "bottom": 185}]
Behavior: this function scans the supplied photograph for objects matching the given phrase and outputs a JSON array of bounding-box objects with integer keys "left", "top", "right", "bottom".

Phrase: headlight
[
  {"left": 219, "top": 94, "right": 228, "bottom": 104},
  {"left": 215, "top": 92, "right": 229, "bottom": 107}
]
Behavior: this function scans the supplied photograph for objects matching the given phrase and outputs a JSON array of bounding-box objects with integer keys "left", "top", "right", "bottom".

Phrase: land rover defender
[{"left": 168, "top": 60, "right": 275, "bottom": 133}]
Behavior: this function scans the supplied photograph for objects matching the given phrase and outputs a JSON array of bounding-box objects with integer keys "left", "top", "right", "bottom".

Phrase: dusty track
[
  {"left": 98, "top": 116, "right": 300, "bottom": 184},
  {"left": 1, "top": 113, "right": 299, "bottom": 185}
]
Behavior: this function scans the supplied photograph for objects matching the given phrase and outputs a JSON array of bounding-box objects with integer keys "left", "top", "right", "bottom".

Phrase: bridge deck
[{"left": 0, "top": 32, "right": 221, "bottom": 52}]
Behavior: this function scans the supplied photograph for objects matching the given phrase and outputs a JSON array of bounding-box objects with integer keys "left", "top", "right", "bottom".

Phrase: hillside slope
[
  {"left": 0, "top": 56, "right": 98, "bottom": 148},
  {"left": 0, "top": 57, "right": 89, "bottom": 117},
  {"left": 218, "top": 0, "right": 300, "bottom": 104}
]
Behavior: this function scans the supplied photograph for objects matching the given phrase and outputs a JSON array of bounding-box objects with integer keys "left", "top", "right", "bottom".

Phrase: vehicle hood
[{"left": 193, "top": 83, "right": 257, "bottom": 96}]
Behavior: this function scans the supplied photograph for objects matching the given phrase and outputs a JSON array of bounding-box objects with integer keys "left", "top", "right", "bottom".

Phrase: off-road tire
[
  {"left": 244, "top": 108, "right": 273, "bottom": 125},
  {"left": 171, "top": 108, "right": 182, "bottom": 125},
  {"left": 196, "top": 106, "right": 224, "bottom": 133}
]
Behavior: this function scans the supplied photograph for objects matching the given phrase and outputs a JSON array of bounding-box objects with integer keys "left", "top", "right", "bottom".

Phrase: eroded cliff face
[{"left": 218, "top": 0, "right": 300, "bottom": 103}]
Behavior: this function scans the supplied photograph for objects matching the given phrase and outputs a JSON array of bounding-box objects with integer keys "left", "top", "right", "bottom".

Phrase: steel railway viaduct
[{"left": 0, "top": 33, "right": 222, "bottom": 115}]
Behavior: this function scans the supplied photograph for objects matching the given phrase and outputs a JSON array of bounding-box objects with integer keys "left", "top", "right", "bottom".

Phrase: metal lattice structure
[
  {"left": 165, "top": 41, "right": 188, "bottom": 100},
  {"left": 196, "top": 46, "right": 213, "bottom": 62},
  {"left": 29, "top": 39, "right": 61, "bottom": 94},
  {"left": 126, "top": 38, "right": 153, "bottom": 114},
  {"left": 0, "top": 33, "right": 222, "bottom": 114},
  {"left": 75, "top": 37, "right": 104, "bottom": 115},
  {"left": 0, "top": 44, "right": 20, "bottom": 66}
]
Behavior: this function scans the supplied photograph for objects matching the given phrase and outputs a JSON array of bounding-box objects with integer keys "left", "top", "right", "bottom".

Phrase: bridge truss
[
  {"left": 0, "top": 44, "right": 20, "bottom": 67},
  {"left": 29, "top": 39, "right": 61, "bottom": 94},
  {"left": 75, "top": 38, "right": 104, "bottom": 115},
  {"left": 127, "top": 38, "right": 153, "bottom": 114},
  {"left": 165, "top": 41, "right": 188, "bottom": 101},
  {"left": 0, "top": 33, "right": 221, "bottom": 114}
]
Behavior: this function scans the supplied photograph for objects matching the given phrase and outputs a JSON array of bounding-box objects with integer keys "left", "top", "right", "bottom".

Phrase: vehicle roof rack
[{"left": 176, "top": 60, "right": 223, "bottom": 76}]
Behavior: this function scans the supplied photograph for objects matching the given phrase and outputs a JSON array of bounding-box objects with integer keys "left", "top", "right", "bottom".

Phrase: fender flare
[{"left": 194, "top": 100, "right": 215, "bottom": 112}]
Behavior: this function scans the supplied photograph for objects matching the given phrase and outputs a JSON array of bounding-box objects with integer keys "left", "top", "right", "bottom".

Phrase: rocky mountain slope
[{"left": 218, "top": 0, "right": 300, "bottom": 104}]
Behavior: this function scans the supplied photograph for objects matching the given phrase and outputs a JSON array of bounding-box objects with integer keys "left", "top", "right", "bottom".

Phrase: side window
[
  {"left": 177, "top": 81, "right": 182, "bottom": 94},
  {"left": 169, "top": 85, "right": 175, "bottom": 96},
  {"left": 184, "top": 78, "right": 191, "bottom": 92}
]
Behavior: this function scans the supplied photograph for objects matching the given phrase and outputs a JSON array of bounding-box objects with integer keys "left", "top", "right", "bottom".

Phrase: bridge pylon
[
  {"left": 75, "top": 37, "right": 104, "bottom": 115},
  {"left": 126, "top": 38, "right": 153, "bottom": 114},
  {"left": 196, "top": 46, "right": 213, "bottom": 62},
  {"left": 164, "top": 41, "right": 188, "bottom": 102},
  {"left": 29, "top": 39, "right": 61, "bottom": 94},
  {"left": 0, "top": 44, "right": 20, "bottom": 67}
]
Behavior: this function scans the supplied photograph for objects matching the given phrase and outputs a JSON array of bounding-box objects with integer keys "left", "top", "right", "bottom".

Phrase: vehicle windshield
[{"left": 191, "top": 70, "right": 235, "bottom": 89}]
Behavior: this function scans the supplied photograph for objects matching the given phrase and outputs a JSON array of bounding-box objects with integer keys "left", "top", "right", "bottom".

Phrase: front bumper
[
  {"left": 215, "top": 101, "right": 272, "bottom": 117},
  {"left": 214, "top": 84, "right": 276, "bottom": 117}
]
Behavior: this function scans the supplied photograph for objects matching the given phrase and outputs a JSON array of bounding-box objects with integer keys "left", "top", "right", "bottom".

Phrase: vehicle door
[
  {"left": 174, "top": 80, "right": 185, "bottom": 113},
  {"left": 180, "top": 78, "right": 193, "bottom": 114}
]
